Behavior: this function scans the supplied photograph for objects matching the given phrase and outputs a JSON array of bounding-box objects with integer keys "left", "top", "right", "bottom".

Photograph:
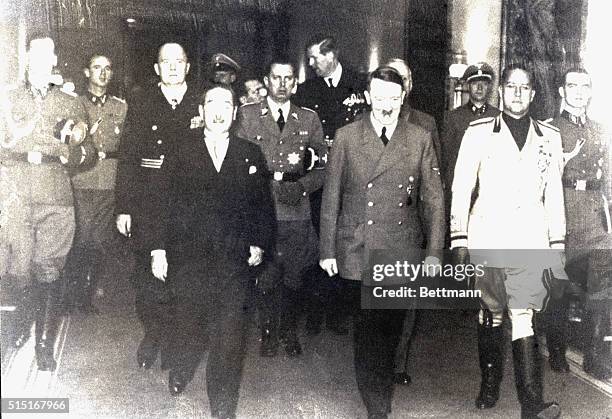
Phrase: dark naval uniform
[
  {"left": 0, "top": 83, "right": 94, "bottom": 370},
  {"left": 64, "top": 92, "right": 127, "bottom": 311},
  {"left": 294, "top": 66, "right": 367, "bottom": 335},
  {"left": 235, "top": 99, "right": 327, "bottom": 356},
  {"left": 552, "top": 110, "right": 611, "bottom": 379},
  {"left": 115, "top": 83, "right": 202, "bottom": 369}
]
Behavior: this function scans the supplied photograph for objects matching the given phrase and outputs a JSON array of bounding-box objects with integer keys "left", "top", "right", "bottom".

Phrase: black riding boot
[
  {"left": 512, "top": 336, "right": 561, "bottom": 419},
  {"left": 544, "top": 296, "right": 570, "bottom": 373},
  {"left": 475, "top": 324, "right": 504, "bottom": 409},
  {"left": 583, "top": 307, "right": 612, "bottom": 380},
  {"left": 12, "top": 286, "right": 35, "bottom": 348},
  {"left": 279, "top": 285, "right": 302, "bottom": 357},
  {"left": 35, "top": 283, "right": 60, "bottom": 371},
  {"left": 258, "top": 287, "right": 280, "bottom": 357}
]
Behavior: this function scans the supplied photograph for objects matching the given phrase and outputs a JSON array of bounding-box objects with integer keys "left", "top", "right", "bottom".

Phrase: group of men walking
[{"left": 1, "top": 31, "right": 610, "bottom": 419}]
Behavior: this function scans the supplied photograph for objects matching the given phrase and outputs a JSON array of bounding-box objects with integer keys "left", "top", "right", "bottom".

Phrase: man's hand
[
  {"left": 248, "top": 245, "right": 264, "bottom": 266},
  {"left": 423, "top": 256, "right": 442, "bottom": 277},
  {"left": 319, "top": 258, "right": 338, "bottom": 277},
  {"left": 276, "top": 181, "right": 306, "bottom": 206},
  {"left": 151, "top": 250, "right": 167, "bottom": 282},
  {"left": 116, "top": 214, "right": 132, "bottom": 237},
  {"left": 452, "top": 247, "right": 470, "bottom": 266}
]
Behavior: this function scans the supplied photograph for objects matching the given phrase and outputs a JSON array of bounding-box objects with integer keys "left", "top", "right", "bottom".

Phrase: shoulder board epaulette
[
  {"left": 111, "top": 95, "right": 126, "bottom": 104},
  {"left": 300, "top": 106, "right": 316, "bottom": 113},
  {"left": 536, "top": 119, "right": 560, "bottom": 132},
  {"left": 60, "top": 88, "right": 78, "bottom": 97},
  {"left": 469, "top": 116, "right": 495, "bottom": 126}
]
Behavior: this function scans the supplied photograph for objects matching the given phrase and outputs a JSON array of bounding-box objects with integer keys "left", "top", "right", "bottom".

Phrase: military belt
[
  {"left": 562, "top": 178, "right": 602, "bottom": 191},
  {"left": 3, "top": 151, "right": 62, "bottom": 165},
  {"left": 263, "top": 171, "right": 302, "bottom": 182},
  {"left": 98, "top": 151, "right": 120, "bottom": 160}
]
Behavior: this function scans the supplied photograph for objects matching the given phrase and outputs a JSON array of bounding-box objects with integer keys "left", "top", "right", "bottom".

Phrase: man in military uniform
[
  {"left": 319, "top": 67, "right": 444, "bottom": 419},
  {"left": 63, "top": 54, "right": 127, "bottom": 314},
  {"left": 0, "top": 36, "right": 93, "bottom": 371},
  {"left": 115, "top": 42, "right": 202, "bottom": 371},
  {"left": 451, "top": 65, "right": 563, "bottom": 419},
  {"left": 547, "top": 68, "right": 611, "bottom": 380},
  {"left": 441, "top": 62, "right": 500, "bottom": 192},
  {"left": 294, "top": 35, "right": 368, "bottom": 336},
  {"left": 235, "top": 57, "right": 327, "bottom": 357},
  {"left": 208, "top": 53, "right": 240, "bottom": 86},
  {"left": 385, "top": 57, "right": 441, "bottom": 387}
]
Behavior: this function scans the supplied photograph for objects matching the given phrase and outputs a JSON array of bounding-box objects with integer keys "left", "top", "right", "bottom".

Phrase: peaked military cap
[{"left": 462, "top": 62, "right": 495, "bottom": 83}]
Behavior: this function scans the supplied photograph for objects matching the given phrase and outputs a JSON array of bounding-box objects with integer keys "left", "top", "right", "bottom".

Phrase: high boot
[
  {"left": 13, "top": 286, "right": 35, "bottom": 348},
  {"left": 279, "top": 285, "right": 302, "bottom": 357},
  {"left": 544, "top": 296, "right": 570, "bottom": 373},
  {"left": 475, "top": 324, "right": 504, "bottom": 409},
  {"left": 258, "top": 287, "right": 279, "bottom": 357},
  {"left": 79, "top": 268, "right": 100, "bottom": 315},
  {"left": 35, "top": 283, "right": 60, "bottom": 371},
  {"left": 512, "top": 336, "right": 561, "bottom": 419},
  {"left": 583, "top": 307, "right": 612, "bottom": 380}
]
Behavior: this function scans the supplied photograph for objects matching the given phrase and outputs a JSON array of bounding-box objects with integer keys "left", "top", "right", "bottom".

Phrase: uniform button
[
  {"left": 398, "top": 184, "right": 403, "bottom": 188},
  {"left": 368, "top": 201, "right": 373, "bottom": 207},
  {"left": 345, "top": 117, "right": 349, "bottom": 121},
  {"left": 152, "top": 125, "right": 158, "bottom": 131},
  {"left": 399, "top": 202, "right": 404, "bottom": 207},
  {"left": 348, "top": 107, "right": 352, "bottom": 112},
  {"left": 157, "top": 140, "right": 162, "bottom": 144},
  {"left": 367, "top": 183, "right": 373, "bottom": 188},
  {"left": 325, "top": 135, "right": 330, "bottom": 139},
  {"left": 367, "top": 220, "right": 373, "bottom": 225},
  {"left": 279, "top": 140, "right": 283, "bottom": 144},
  {"left": 159, "top": 155, "right": 165, "bottom": 159},
  {"left": 398, "top": 221, "right": 403, "bottom": 225},
  {"left": 279, "top": 152, "right": 284, "bottom": 156},
  {"left": 300, "top": 146, "right": 304, "bottom": 150},
  {"left": 322, "top": 119, "right": 326, "bottom": 123}
]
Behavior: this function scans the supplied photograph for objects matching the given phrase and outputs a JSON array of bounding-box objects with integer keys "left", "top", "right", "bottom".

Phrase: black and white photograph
[{"left": 0, "top": 0, "right": 610, "bottom": 418}]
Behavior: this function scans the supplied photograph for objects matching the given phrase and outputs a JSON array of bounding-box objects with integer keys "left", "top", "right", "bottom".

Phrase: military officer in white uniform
[{"left": 451, "top": 64, "right": 564, "bottom": 419}]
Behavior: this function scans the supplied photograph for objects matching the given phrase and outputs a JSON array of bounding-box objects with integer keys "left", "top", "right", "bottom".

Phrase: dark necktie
[
  {"left": 380, "top": 126, "right": 389, "bottom": 146},
  {"left": 328, "top": 78, "right": 334, "bottom": 88},
  {"left": 277, "top": 108, "right": 285, "bottom": 131}
]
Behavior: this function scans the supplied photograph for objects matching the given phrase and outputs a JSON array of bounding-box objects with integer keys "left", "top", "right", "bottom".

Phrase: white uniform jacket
[{"left": 450, "top": 114, "right": 565, "bottom": 267}]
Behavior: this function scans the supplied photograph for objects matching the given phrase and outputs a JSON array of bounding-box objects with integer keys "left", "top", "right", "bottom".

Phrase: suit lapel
[
  {"left": 358, "top": 114, "right": 385, "bottom": 180},
  {"left": 259, "top": 101, "right": 281, "bottom": 137},
  {"left": 369, "top": 117, "right": 410, "bottom": 181}
]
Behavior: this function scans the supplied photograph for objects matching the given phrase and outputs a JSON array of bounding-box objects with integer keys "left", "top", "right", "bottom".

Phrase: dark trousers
[
  {"left": 171, "top": 256, "right": 250, "bottom": 417},
  {"left": 133, "top": 252, "right": 175, "bottom": 365},
  {"left": 343, "top": 279, "right": 407, "bottom": 416}
]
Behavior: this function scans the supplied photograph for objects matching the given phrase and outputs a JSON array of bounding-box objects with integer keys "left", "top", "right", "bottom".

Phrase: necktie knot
[
  {"left": 277, "top": 108, "right": 285, "bottom": 131},
  {"left": 327, "top": 78, "right": 334, "bottom": 88},
  {"left": 380, "top": 126, "right": 389, "bottom": 146}
]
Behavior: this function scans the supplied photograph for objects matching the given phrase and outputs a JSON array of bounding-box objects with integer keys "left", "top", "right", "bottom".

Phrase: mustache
[
  {"left": 381, "top": 109, "right": 393, "bottom": 116},
  {"left": 212, "top": 115, "right": 225, "bottom": 123}
]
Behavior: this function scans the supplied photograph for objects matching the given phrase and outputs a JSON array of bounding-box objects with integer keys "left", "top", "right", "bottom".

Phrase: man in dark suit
[
  {"left": 115, "top": 42, "right": 202, "bottom": 371},
  {"left": 294, "top": 35, "right": 368, "bottom": 336},
  {"left": 319, "top": 67, "right": 445, "bottom": 419},
  {"left": 142, "top": 84, "right": 275, "bottom": 418}
]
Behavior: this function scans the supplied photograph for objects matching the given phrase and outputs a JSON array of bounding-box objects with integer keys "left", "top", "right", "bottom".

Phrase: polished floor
[{"left": 1, "top": 257, "right": 611, "bottom": 419}]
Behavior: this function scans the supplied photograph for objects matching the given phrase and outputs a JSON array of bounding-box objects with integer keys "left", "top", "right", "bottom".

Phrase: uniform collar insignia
[
  {"left": 561, "top": 110, "right": 586, "bottom": 127},
  {"left": 291, "top": 112, "right": 298, "bottom": 120},
  {"left": 470, "top": 102, "right": 487, "bottom": 115}
]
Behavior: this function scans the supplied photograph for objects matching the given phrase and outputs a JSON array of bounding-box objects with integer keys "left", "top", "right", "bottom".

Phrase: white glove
[
  {"left": 248, "top": 246, "right": 264, "bottom": 266},
  {"left": 116, "top": 214, "right": 132, "bottom": 237},
  {"left": 151, "top": 250, "right": 167, "bottom": 282},
  {"left": 319, "top": 258, "right": 338, "bottom": 277}
]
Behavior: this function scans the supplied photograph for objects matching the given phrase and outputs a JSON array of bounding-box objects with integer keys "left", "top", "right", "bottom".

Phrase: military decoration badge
[
  {"left": 287, "top": 152, "right": 300, "bottom": 165},
  {"left": 406, "top": 176, "right": 415, "bottom": 206},
  {"left": 291, "top": 112, "right": 298, "bottom": 120},
  {"left": 260, "top": 108, "right": 269, "bottom": 118},
  {"left": 190, "top": 115, "right": 204, "bottom": 129}
]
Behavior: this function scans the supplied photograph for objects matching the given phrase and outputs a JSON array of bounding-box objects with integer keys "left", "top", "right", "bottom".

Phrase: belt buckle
[
  {"left": 273, "top": 171, "right": 283, "bottom": 181},
  {"left": 27, "top": 151, "right": 42, "bottom": 165},
  {"left": 575, "top": 180, "right": 586, "bottom": 191}
]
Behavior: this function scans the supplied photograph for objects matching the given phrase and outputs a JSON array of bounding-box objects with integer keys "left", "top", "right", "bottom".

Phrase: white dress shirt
[
  {"left": 266, "top": 97, "right": 291, "bottom": 123},
  {"left": 204, "top": 133, "right": 230, "bottom": 173},
  {"left": 369, "top": 114, "right": 398, "bottom": 142},
  {"left": 326, "top": 63, "right": 343, "bottom": 87}
]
